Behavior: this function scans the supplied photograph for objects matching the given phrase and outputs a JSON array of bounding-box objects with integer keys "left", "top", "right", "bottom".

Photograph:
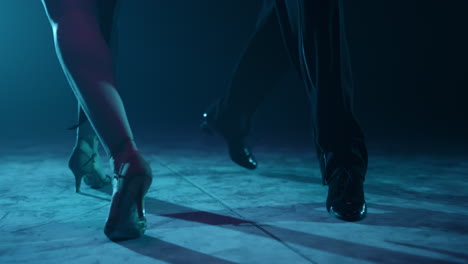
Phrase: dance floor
[{"left": 1, "top": 136, "right": 467, "bottom": 264}]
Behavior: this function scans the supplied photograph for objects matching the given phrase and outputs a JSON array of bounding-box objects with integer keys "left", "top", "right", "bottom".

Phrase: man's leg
[
  {"left": 203, "top": 2, "right": 291, "bottom": 169},
  {"left": 275, "top": 0, "right": 368, "bottom": 221}
]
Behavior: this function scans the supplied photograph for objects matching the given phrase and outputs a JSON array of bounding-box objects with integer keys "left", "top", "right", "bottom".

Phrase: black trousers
[{"left": 214, "top": 0, "right": 368, "bottom": 181}]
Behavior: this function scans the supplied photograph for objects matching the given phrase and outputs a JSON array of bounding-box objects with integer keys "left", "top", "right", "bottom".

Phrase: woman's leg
[
  {"left": 42, "top": 0, "right": 135, "bottom": 157},
  {"left": 42, "top": 0, "right": 152, "bottom": 240},
  {"left": 68, "top": 0, "right": 119, "bottom": 192},
  {"left": 74, "top": 0, "right": 119, "bottom": 143}
]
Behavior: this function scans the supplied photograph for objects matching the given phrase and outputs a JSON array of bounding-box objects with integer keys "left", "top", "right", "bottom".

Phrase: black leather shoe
[
  {"left": 201, "top": 112, "right": 257, "bottom": 170},
  {"left": 326, "top": 167, "right": 366, "bottom": 221}
]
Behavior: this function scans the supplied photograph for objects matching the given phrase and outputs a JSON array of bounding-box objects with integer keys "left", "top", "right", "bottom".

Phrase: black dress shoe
[
  {"left": 201, "top": 112, "right": 257, "bottom": 170},
  {"left": 326, "top": 167, "right": 366, "bottom": 221}
]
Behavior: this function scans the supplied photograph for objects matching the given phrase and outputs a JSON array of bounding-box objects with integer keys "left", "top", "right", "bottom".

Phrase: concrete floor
[{"left": 1, "top": 137, "right": 467, "bottom": 264}]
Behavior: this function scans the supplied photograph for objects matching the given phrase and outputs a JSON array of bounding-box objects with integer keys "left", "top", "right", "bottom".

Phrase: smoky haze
[{"left": 0, "top": 0, "right": 467, "bottom": 150}]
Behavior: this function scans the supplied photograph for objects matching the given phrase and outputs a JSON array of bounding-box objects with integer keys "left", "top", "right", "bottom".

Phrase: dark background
[{"left": 0, "top": 1, "right": 467, "bottom": 153}]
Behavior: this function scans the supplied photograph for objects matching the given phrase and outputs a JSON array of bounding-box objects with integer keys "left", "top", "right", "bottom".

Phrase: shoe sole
[
  {"left": 328, "top": 203, "right": 367, "bottom": 222},
  {"left": 104, "top": 174, "right": 152, "bottom": 241}
]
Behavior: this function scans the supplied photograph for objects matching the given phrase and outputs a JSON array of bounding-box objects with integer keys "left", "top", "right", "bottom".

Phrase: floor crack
[
  {"left": 154, "top": 157, "right": 318, "bottom": 264},
  {"left": 11, "top": 204, "right": 108, "bottom": 233}
]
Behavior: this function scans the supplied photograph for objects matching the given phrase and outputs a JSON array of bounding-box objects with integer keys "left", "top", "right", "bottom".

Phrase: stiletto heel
[
  {"left": 104, "top": 152, "right": 153, "bottom": 241},
  {"left": 68, "top": 137, "right": 112, "bottom": 192},
  {"left": 70, "top": 166, "right": 85, "bottom": 193}
]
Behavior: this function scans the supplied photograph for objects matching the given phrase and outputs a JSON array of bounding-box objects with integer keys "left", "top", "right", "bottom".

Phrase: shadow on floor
[
  {"left": 84, "top": 172, "right": 467, "bottom": 263},
  {"left": 119, "top": 235, "right": 239, "bottom": 264},
  {"left": 90, "top": 193, "right": 463, "bottom": 264}
]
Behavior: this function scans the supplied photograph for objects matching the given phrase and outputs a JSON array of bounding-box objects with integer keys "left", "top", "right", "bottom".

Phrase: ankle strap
[{"left": 67, "top": 113, "right": 89, "bottom": 130}]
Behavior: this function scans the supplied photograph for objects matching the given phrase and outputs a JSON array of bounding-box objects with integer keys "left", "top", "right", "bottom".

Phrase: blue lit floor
[{"left": 0, "top": 136, "right": 467, "bottom": 264}]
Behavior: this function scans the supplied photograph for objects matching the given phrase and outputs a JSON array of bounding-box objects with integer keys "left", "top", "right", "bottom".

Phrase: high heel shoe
[
  {"left": 69, "top": 137, "right": 111, "bottom": 193},
  {"left": 104, "top": 152, "right": 153, "bottom": 241}
]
